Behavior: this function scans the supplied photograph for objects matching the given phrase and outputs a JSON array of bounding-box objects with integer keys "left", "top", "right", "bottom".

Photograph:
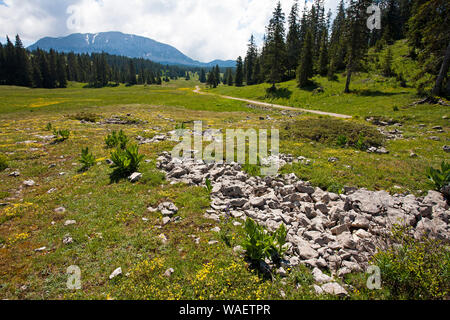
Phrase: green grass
[{"left": 0, "top": 66, "right": 448, "bottom": 300}]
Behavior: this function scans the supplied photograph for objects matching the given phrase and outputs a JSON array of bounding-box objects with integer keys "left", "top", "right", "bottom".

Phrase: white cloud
[{"left": 0, "top": 0, "right": 341, "bottom": 62}]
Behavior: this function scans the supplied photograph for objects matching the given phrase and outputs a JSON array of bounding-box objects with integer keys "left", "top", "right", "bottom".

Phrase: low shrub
[
  {"left": 426, "top": 161, "right": 450, "bottom": 191},
  {"left": 79, "top": 147, "right": 96, "bottom": 171},
  {"left": 372, "top": 225, "right": 449, "bottom": 299},
  {"left": 242, "top": 218, "right": 287, "bottom": 264},
  {"left": 53, "top": 129, "right": 70, "bottom": 142},
  {"left": 69, "top": 112, "right": 100, "bottom": 123},
  {"left": 110, "top": 144, "right": 144, "bottom": 178},
  {"left": 0, "top": 154, "right": 8, "bottom": 171},
  {"left": 105, "top": 130, "right": 129, "bottom": 149},
  {"left": 284, "top": 118, "right": 384, "bottom": 150}
]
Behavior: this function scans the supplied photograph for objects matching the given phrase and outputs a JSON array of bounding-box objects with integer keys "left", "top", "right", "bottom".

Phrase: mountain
[{"left": 27, "top": 32, "right": 236, "bottom": 68}]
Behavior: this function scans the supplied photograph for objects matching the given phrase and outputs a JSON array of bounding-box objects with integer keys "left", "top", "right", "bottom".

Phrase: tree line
[
  {"left": 231, "top": 0, "right": 449, "bottom": 97},
  {"left": 0, "top": 35, "right": 202, "bottom": 89}
]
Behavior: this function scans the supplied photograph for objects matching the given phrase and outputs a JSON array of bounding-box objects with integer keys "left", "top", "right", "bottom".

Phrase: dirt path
[{"left": 194, "top": 86, "right": 352, "bottom": 119}]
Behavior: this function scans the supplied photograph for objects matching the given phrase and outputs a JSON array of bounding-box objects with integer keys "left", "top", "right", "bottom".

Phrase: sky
[{"left": 0, "top": 0, "right": 341, "bottom": 62}]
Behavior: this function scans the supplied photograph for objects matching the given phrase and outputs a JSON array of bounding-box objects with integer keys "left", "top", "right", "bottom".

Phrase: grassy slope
[{"left": 0, "top": 42, "right": 448, "bottom": 299}]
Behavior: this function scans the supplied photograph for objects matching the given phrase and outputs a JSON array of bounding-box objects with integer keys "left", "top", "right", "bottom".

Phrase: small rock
[
  {"left": 34, "top": 246, "right": 47, "bottom": 252},
  {"left": 128, "top": 172, "right": 142, "bottom": 182},
  {"left": 443, "top": 146, "right": 450, "bottom": 153},
  {"left": 276, "top": 267, "right": 287, "bottom": 277},
  {"left": 164, "top": 268, "right": 175, "bottom": 277},
  {"left": 54, "top": 207, "right": 66, "bottom": 213},
  {"left": 109, "top": 267, "right": 122, "bottom": 280},
  {"left": 158, "top": 233, "right": 168, "bottom": 244},
  {"left": 233, "top": 245, "right": 244, "bottom": 254},
  {"left": 9, "top": 171, "right": 20, "bottom": 177},
  {"left": 23, "top": 180, "right": 36, "bottom": 187},
  {"left": 47, "top": 188, "right": 57, "bottom": 194},
  {"left": 211, "top": 227, "right": 221, "bottom": 232},
  {"left": 328, "top": 157, "right": 339, "bottom": 163},
  {"left": 64, "top": 220, "right": 76, "bottom": 226},
  {"left": 208, "top": 240, "right": 219, "bottom": 245},
  {"left": 162, "top": 217, "right": 171, "bottom": 225},
  {"left": 321, "top": 282, "right": 348, "bottom": 296},
  {"left": 62, "top": 235, "right": 73, "bottom": 245},
  {"left": 312, "top": 268, "right": 333, "bottom": 283}
]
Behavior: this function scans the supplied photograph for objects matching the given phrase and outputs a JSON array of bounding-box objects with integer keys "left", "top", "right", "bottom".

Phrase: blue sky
[{"left": 0, "top": 0, "right": 340, "bottom": 62}]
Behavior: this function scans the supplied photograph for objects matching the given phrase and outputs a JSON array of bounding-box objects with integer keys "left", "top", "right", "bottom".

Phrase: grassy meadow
[{"left": 0, "top": 68, "right": 448, "bottom": 299}]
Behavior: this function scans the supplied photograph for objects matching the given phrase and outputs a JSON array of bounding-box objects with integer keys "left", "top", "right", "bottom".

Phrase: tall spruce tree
[
  {"left": 286, "top": 0, "right": 302, "bottom": 79},
  {"left": 235, "top": 56, "right": 244, "bottom": 87},
  {"left": 344, "top": 0, "right": 371, "bottom": 93},
  {"left": 244, "top": 35, "right": 258, "bottom": 85},
  {"left": 14, "top": 35, "right": 32, "bottom": 87},
  {"left": 128, "top": 60, "right": 137, "bottom": 85},
  {"left": 297, "top": 30, "right": 314, "bottom": 88},
  {"left": 408, "top": 0, "right": 450, "bottom": 96},
  {"left": 263, "top": 2, "right": 286, "bottom": 87},
  {"left": 199, "top": 69, "right": 206, "bottom": 83}
]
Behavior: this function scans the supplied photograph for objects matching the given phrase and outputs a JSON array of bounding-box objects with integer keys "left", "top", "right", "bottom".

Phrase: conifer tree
[
  {"left": 235, "top": 56, "right": 244, "bottom": 87},
  {"left": 226, "top": 68, "right": 234, "bottom": 86},
  {"left": 263, "top": 2, "right": 286, "bottom": 87},
  {"left": 128, "top": 60, "right": 137, "bottom": 85},
  {"left": 244, "top": 35, "right": 258, "bottom": 85},
  {"left": 343, "top": 0, "right": 371, "bottom": 93},
  {"left": 14, "top": 35, "right": 32, "bottom": 87},
  {"left": 199, "top": 69, "right": 206, "bottom": 83},
  {"left": 297, "top": 30, "right": 314, "bottom": 88},
  {"left": 286, "top": 0, "right": 302, "bottom": 79},
  {"left": 56, "top": 54, "right": 67, "bottom": 88}
]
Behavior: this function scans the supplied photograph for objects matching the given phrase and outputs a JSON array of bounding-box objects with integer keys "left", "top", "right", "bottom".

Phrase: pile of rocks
[{"left": 156, "top": 151, "right": 449, "bottom": 281}]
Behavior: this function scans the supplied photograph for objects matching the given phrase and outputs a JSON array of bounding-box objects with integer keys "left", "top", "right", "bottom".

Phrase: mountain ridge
[{"left": 27, "top": 31, "right": 236, "bottom": 68}]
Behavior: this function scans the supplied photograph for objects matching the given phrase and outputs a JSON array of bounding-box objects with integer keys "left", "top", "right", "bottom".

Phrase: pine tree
[
  {"left": 4, "top": 37, "right": 16, "bottom": 85},
  {"left": 14, "top": 35, "right": 32, "bottom": 87},
  {"left": 128, "top": 60, "right": 137, "bottom": 85},
  {"left": 226, "top": 68, "right": 234, "bottom": 86},
  {"left": 408, "top": 0, "right": 450, "bottom": 96},
  {"left": 317, "top": 31, "right": 329, "bottom": 76},
  {"left": 244, "top": 35, "right": 258, "bottom": 85},
  {"left": 328, "top": 0, "right": 347, "bottom": 73},
  {"left": 0, "top": 43, "right": 5, "bottom": 84},
  {"left": 382, "top": 47, "right": 394, "bottom": 77},
  {"left": 185, "top": 71, "right": 191, "bottom": 80},
  {"left": 344, "top": 0, "right": 371, "bottom": 93},
  {"left": 56, "top": 54, "right": 67, "bottom": 88},
  {"left": 235, "top": 56, "right": 244, "bottom": 87},
  {"left": 31, "top": 56, "right": 43, "bottom": 88},
  {"left": 263, "top": 2, "right": 286, "bottom": 87},
  {"left": 297, "top": 30, "right": 314, "bottom": 88},
  {"left": 199, "top": 69, "right": 206, "bottom": 83},
  {"left": 286, "top": 0, "right": 302, "bottom": 79},
  {"left": 214, "top": 65, "right": 220, "bottom": 86},
  {"left": 38, "top": 49, "right": 53, "bottom": 89}
]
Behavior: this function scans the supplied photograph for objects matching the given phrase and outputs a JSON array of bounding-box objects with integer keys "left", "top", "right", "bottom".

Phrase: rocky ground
[{"left": 155, "top": 150, "right": 449, "bottom": 295}]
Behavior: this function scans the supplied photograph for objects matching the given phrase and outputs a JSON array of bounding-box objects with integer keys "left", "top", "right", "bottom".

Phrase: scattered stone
[
  {"left": 64, "top": 220, "right": 76, "bottom": 226},
  {"left": 62, "top": 235, "right": 73, "bottom": 245},
  {"left": 312, "top": 268, "right": 333, "bottom": 284},
  {"left": 34, "top": 246, "right": 47, "bottom": 252},
  {"left": 23, "top": 180, "right": 35, "bottom": 187},
  {"left": 328, "top": 157, "right": 339, "bottom": 163},
  {"left": 54, "top": 207, "right": 66, "bottom": 213},
  {"left": 443, "top": 146, "right": 450, "bottom": 153},
  {"left": 208, "top": 240, "right": 219, "bottom": 245},
  {"left": 164, "top": 268, "right": 175, "bottom": 278},
  {"left": 47, "top": 188, "right": 57, "bottom": 194},
  {"left": 321, "top": 282, "right": 348, "bottom": 296},
  {"left": 158, "top": 233, "right": 168, "bottom": 244},
  {"left": 109, "top": 267, "right": 122, "bottom": 280},
  {"left": 128, "top": 172, "right": 142, "bottom": 182},
  {"left": 9, "top": 171, "right": 20, "bottom": 177},
  {"left": 211, "top": 227, "right": 221, "bottom": 232},
  {"left": 233, "top": 245, "right": 244, "bottom": 254}
]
